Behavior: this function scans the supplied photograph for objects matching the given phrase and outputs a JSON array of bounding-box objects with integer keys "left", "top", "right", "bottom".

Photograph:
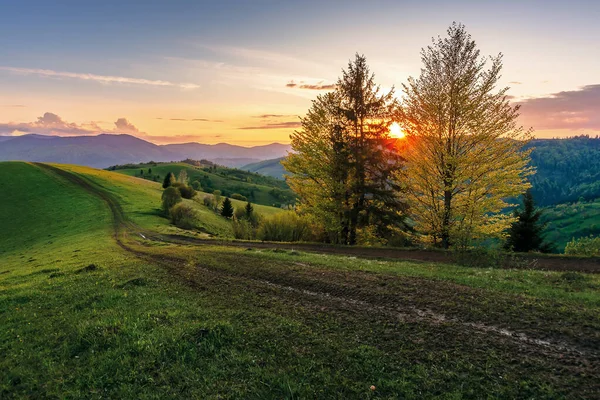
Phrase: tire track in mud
[{"left": 34, "top": 163, "right": 599, "bottom": 363}]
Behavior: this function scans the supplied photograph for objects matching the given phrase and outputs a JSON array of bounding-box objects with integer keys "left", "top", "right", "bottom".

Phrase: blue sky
[{"left": 1, "top": 0, "right": 599, "bottom": 144}]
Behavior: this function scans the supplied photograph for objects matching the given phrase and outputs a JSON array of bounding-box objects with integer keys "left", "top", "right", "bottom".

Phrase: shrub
[
  {"left": 172, "top": 182, "right": 196, "bottom": 199},
  {"left": 232, "top": 218, "right": 255, "bottom": 240},
  {"left": 565, "top": 235, "right": 600, "bottom": 256},
  {"left": 231, "top": 193, "right": 247, "bottom": 201},
  {"left": 191, "top": 180, "right": 202, "bottom": 191},
  {"left": 257, "top": 212, "right": 311, "bottom": 242},
  {"left": 161, "top": 187, "right": 182, "bottom": 215},
  {"left": 169, "top": 203, "right": 198, "bottom": 230},
  {"left": 203, "top": 195, "right": 216, "bottom": 209}
]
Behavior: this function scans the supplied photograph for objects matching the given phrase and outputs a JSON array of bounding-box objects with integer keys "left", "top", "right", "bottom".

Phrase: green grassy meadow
[
  {"left": 1, "top": 162, "right": 599, "bottom": 399},
  {"left": 113, "top": 162, "right": 295, "bottom": 207},
  {"left": 542, "top": 199, "right": 600, "bottom": 251}
]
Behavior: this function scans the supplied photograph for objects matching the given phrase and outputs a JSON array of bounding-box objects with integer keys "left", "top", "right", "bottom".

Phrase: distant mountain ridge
[{"left": 0, "top": 134, "right": 291, "bottom": 168}]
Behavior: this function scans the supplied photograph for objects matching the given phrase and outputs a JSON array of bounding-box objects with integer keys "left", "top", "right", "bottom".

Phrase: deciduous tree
[{"left": 398, "top": 23, "right": 533, "bottom": 248}]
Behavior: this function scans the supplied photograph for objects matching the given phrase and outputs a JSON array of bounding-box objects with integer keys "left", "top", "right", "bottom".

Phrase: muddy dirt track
[{"left": 34, "top": 163, "right": 600, "bottom": 397}]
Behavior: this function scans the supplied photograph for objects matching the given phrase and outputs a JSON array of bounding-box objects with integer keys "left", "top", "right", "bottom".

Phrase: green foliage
[
  {"left": 505, "top": 190, "right": 552, "bottom": 253},
  {"left": 399, "top": 23, "right": 532, "bottom": 249},
  {"left": 565, "top": 235, "right": 600, "bottom": 257},
  {"left": 231, "top": 193, "right": 247, "bottom": 201},
  {"left": 220, "top": 197, "right": 234, "bottom": 218},
  {"left": 257, "top": 212, "right": 312, "bottom": 242},
  {"left": 284, "top": 55, "right": 406, "bottom": 245},
  {"left": 541, "top": 199, "right": 600, "bottom": 252},
  {"left": 162, "top": 172, "right": 176, "bottom": 189},
  {"left": 203, "top": 195, "right": 216, "bottom": 210},
  {"left": 161, "top": 187, "right": 182, "bottom": 215},
  {"left": 172, "top": 182, "right": 196, "bottom": 199},
  {"left": 213, "top": 190, "right": 222, "bottom": 207},
  {"left": 232, "top": 218, "right": 255, "bottom": 240},
  {"left": 191, "top": 180, "right": 202, "bottom": 191},
  {"left": 245, "top": 201, "right": 254, "bottom": 218},
  {"left": 178, "top": 169, "right": 188, "bottom": 185},
  {"left": 528, "top": 136, "right": 600, "bottom": 206},
  {"left": 169, "top": 203, "right": 199, "bottom": 230}
]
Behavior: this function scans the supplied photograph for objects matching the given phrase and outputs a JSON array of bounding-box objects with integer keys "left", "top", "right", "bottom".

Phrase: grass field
[
  {"left": 542, "top": 199, "right": 600, "bottom": 251},
  {"left": 1, "top": 162, "right": 599, "bottom": 399},
  {"left": 113, "top": 162, "right": 295, "bottom": 207}
]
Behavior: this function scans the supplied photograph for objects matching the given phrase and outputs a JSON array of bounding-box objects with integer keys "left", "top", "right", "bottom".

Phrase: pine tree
[
  {"left": 245, "top": 201, "right": 254, "bottom": 218},
  {"left": 398, "top": 23, "right": 533, "bottom": 248},
  {"left": 221, "top": 197, "right": 234, "bottom": 218},
  {"left": 162, "top": 172, "right": 176, "bottom": 189},
  {"left": 505, "top": 190, "right": 551, "bottom": 253},
  {"left": 283, "top": 54, "right": 406, "bottom": 245}
]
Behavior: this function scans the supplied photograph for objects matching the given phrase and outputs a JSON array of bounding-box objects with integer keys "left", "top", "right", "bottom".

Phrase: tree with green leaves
[
  {"left": 221, "top": 197, "right": 234, "bottom": 218},
  {"left": 283, "top": 54, "right": 406, "bottom": 245},
  {"left": 398, "top": 23, "right": 533, "bottom": 249},
  {"left": 161, "top": 186, "right": 182, "bottom": 215},
  {"left": 504, "top": 190, "right": 552, "bottom": 253},
  {"left": 178, "top": 169, "right": 188, "bottom": 185},
  {"left": 162, "top": 172, "right": 176, "bottom": 189}
]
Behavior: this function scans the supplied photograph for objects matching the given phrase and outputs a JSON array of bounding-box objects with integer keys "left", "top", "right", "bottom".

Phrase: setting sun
[{"left": 389, "top": 122, "right": 406, "bottom": 139}]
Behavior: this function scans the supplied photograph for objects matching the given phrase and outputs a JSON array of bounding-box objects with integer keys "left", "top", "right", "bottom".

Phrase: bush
[
  {"left": 169, "top": 203, "right": 198, "bottom": 230},
  {"left": 232, "top": 218, "right": 255, "bottom": 240},
  {"left": 191, "top": 180, "right": 202, "bottom": 191},
  {"left": 203, "top": 195, "right": 216, "bottom": 210},
  {"left": 565, "top": 236, "right": 600, "bottom": 256},
  {"left": 231, "top": 193, "right": 247, "bottom": 201},
  {"left": 161, "top": 187, "right": 182, "bottom": 215},
  {"left": 257, "top": 212, "right": 311, "bottom": 242},
  {"left": 172, "top": 182, "right": 196, "bottom": 199}
]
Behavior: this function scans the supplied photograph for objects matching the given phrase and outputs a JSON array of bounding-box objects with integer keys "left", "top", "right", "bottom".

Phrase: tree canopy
[{"left": 398, "top": 22, "right": 533, "bottom": 248}]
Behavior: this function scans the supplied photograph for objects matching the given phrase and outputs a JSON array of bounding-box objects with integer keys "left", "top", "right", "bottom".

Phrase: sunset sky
[{"left": 1, "top": 0, "right": 599, "bottom": 145}]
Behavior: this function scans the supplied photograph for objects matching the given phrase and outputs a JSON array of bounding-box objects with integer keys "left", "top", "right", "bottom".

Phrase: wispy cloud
[
  {"left": 518, "top": 84, "right": 600, "bottom": 130},
  {"left": 286, "top": 80, "right": 336, "bottom": 90},
  {"left": 253, "top": 114, "right": 298, "bottom": 119},
  {"left": 239, "top": 121, "right": 301, "bottom": 130},
  {"left": 156, "top": 117, "right": 223, "bottom": 122},
  {"left": 0, "top": 66, "right": 200, "bottom": 89},
  {"left": 2, "top": 104, "right": 26, "bottom": 108}
]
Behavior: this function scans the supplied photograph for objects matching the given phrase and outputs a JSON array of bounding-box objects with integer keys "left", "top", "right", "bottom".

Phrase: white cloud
[{"left": 0, "top": 66, "right": 200, "bottom": 89}]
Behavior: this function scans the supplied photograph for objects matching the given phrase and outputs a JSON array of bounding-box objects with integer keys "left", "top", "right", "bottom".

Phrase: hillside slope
[
  {"left": 1, "top": 162, "right": 599, "bottom": 398},
  {"left": 242, "top": 157, "right": 286, "bottom": 179},
  {"left": 113, "top": 162, "right": 295, "bottom": 207}
]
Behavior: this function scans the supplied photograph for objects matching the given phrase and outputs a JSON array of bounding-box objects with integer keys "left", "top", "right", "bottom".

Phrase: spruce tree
[
  {"left": 221, "top": 197, "right": 234, "bottom": 218},
  {"left": 245, "top": 201, "right": 254, "bottom": 218},
  {"left": 504, "top": 190, "right": 551, "bottom": 253},
  {"left": 162, "top": 172, "right": 176, "bottom": 189}
]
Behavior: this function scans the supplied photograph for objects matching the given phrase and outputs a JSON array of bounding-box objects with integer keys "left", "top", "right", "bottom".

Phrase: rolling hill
[
  {"left": 1, "top": 161, "right": 599, "bottom": 397},
  {"left": 0, "top": 133, "right": 291, "bottom": 168},
  {"left": 111, "top": 161, "right": 296, "bottom": 207},
  {"left": 242, "top": 157, "right": 286, "bottom": 179}
]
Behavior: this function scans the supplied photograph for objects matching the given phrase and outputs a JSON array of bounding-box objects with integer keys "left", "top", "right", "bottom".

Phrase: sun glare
[{"left": 389, "top": 122, "right": 405, "bottom": 139}]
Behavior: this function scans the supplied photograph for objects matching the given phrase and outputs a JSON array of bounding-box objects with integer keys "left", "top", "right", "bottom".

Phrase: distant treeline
[{"left": 527, "top": 135, "right": 600, "bottom": 206}]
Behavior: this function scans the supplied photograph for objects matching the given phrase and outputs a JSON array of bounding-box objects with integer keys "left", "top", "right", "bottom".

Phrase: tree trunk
[{"left": 441, "top": 188, "right": 452, "bottom": 249}]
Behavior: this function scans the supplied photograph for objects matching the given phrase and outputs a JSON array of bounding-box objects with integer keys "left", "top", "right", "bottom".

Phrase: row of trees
[{"left": 284, "top": 23, "right": 534, "bottom": 249}]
